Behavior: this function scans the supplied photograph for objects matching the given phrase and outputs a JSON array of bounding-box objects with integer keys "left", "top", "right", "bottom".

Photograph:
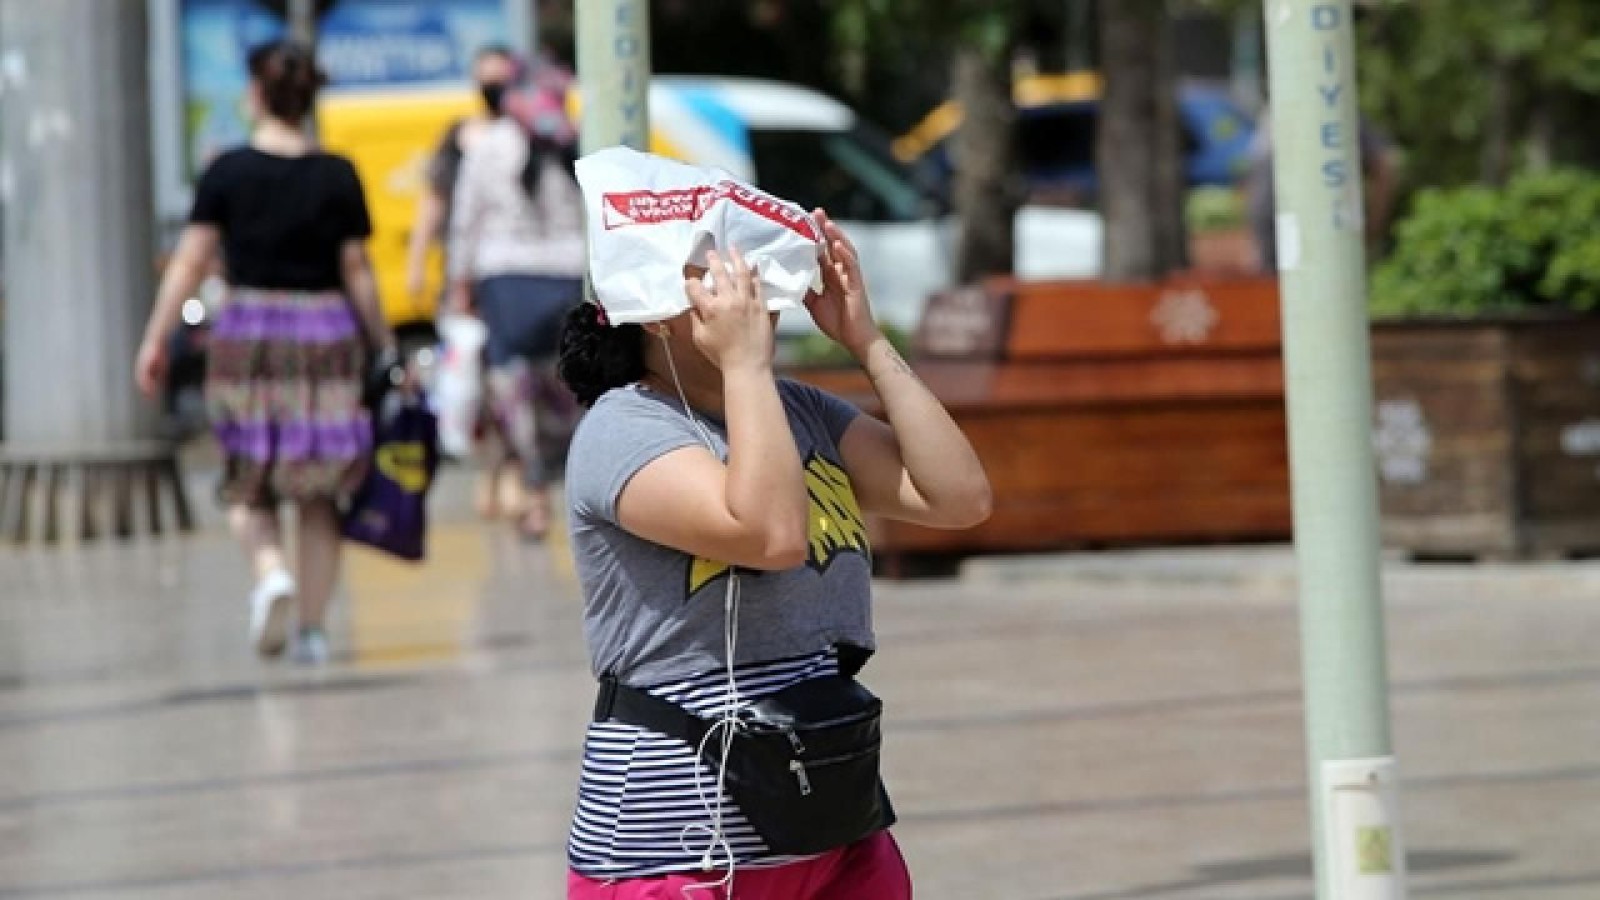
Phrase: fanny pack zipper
[{"left": 787, "top": 745, "right": 881, "bottom": 797}]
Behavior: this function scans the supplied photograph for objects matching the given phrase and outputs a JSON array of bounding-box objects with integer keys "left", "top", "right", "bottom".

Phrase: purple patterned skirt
[{"left": 205, "top": 287, "right": 372, "bottom": 506}]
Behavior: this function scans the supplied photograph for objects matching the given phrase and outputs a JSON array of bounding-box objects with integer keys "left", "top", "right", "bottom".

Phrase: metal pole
[
  {"left": 576, "top": 0, "right": 651, "bottom": 154},
  {"left": 1066, "top": 0, "right": 1093, "bottom": 72},
  {"left": 0, "top": 0, "right": 158, "bottom": 445},
  {"left": 1263, "top": 2, "right": 1406, "bottom": 898},
  {"left": 505, "top": 0, "right": 539, "bottom": 59},
  {"left": 287, "top": 0, "right": 316, "bottom": 47},
  {"left": 1233, "top": 4, "right": 1264, "bottom": 113},
  {"left": 287, "top": 0, "right": 318, "bottom": 139}
]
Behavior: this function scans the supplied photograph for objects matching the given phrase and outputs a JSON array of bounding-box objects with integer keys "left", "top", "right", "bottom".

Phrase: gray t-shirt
[{"left": 566, "top": 379, "right": 875, "bottom": 686}]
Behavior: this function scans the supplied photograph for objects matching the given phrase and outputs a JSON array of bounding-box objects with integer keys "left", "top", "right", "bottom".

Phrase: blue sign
[
  {"left": 319, "top": 4, "right": 467, "bottom": 86},
  {"left": 180, "top": 0, "right": 508, "bottom": 174}
]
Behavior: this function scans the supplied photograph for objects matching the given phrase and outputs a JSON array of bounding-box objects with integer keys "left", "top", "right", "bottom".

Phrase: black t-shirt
[{"left": 189, "top": 147, "right": 372, "bottom": 290}]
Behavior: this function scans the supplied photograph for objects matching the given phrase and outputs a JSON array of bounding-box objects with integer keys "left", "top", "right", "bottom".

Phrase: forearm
[
  {"left": 446, "top": 219, "right": 476, "bottom": 283},
  {"left": 448, "top": 166, "right": 481, "bottom": 283},
  {"left": 142, "top": 259, "right": 207, "bottom": 346},
  {"left": 858, "top": 336, "right": 988, "bottom": 511},
  {"left": 407, "top": 191, "right": 444, "bottom": 273},
  {"left": 722, "top": 363, "right": 809, "bottom": 560},
  {"left": 342, "top": 259, "right": 393, "bottom": 349}
]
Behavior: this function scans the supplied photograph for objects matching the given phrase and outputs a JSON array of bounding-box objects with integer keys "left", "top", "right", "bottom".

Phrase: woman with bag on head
[
  {"left": 447, "top": 51, "right": 584, "bottom": 541},
  {"left": 559, "top": 194, "right": 991, "bottom": 897},
  {"left": 135, "top": 41, "right": 391, "bottom": 666}
]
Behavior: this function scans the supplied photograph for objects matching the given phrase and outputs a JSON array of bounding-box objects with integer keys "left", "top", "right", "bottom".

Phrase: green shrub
[
  {"left": 780, "top": 324, "right": 911, "bottom": 368},
  {"left": 1372, "top": 168, "right": 1600, "bottom": 317}
]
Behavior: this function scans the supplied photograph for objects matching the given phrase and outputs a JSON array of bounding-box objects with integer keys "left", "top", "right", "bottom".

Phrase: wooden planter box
[
  {"left": 1372, "top": 316, "right": 1600, "bottom": 559},
  {"left": 791, "top": 276, "right": 1292, "bottom": 571}
]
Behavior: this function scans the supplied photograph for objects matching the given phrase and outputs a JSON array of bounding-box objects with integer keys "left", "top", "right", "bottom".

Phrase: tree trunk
[
  {"left": 1525, "top": 97, "right": 1554, "bottom": 172},
  {"left": 1480, "top": 58, "right": 1513, "bottom": 185},
  {"left": 1097, "top": 0, "right": 1184, "bottom": 281},
  {"left": 951, "top": 45, "right": 1020, "bottom": 283}
]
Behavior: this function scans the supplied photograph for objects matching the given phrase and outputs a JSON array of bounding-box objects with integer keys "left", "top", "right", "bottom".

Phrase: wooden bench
[
  {"left": 791, "top": 275, "right": 1292, "bottom": 573},
  {"left": 0, "top": 441, "right": 194, "bottom": 543}
]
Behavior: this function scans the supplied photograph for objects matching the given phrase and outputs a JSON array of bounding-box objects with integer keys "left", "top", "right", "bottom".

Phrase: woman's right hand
[
  {"left": 134, "top": 338, "right": 167, "bottom": 399},
  {"left": 683, "top": 248, "right": 772, "bottom": 371}
]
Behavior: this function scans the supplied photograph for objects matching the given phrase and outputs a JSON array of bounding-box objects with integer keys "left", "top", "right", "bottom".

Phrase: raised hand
[
  {"left": 683, "top": 248, "right": 773, "bottom": 372},
  {"left": 805, "top": 209, "right": 882, "bottom": 359}
]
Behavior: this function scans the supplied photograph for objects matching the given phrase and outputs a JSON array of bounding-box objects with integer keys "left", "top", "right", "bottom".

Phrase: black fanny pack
[{"left": 594, "top": 672, "right": 896, "bottom": 856}]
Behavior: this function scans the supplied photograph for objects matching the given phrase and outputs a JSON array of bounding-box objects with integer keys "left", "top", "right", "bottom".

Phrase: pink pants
[{"left": 567, "top": 831, "right": 913, "bottom": 900}]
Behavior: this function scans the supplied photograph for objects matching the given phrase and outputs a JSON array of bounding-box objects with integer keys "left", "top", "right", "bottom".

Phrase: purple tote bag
[{"left": 342, "top": 398, "right": 440, "bottom": 561}]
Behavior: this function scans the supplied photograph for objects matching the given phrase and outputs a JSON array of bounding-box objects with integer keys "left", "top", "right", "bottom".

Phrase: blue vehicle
[{"left": 893, "top": 73, "right": 1256, "bottom": 202}]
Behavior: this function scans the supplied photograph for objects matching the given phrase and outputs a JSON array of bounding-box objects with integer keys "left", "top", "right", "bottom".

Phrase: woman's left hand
[
  {"left": 134, "top": 338, "right": 168, "bottom": 399},
  {"left": 805, "top": 209, "right": 883, "bottom": 359},
  {"left": 447, "top": 279, "right": 474, "bottom": 315}
]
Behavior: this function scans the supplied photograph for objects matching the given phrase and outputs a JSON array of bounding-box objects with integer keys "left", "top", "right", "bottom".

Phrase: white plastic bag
[
  {"left": 432, "top": 314, "right": 487, "bottom": 459},
  {"left": 574, "top": 146, "right": 824, "bottom": 325}
]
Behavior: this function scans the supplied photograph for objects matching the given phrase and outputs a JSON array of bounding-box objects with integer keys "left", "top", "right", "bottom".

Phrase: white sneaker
[
  {"left": 290, "top": 628, "right": 331, "bottom": 666},
  {"left": 248, "top": 569, "right": 296, "bottom": 658}
]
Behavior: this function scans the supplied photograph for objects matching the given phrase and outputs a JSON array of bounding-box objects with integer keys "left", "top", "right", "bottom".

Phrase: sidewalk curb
[{"left": 959, "top": 544, "right": 1600, "bottom": 594}]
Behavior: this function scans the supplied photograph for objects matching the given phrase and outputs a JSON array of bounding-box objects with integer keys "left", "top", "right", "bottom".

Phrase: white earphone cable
[{"left": 660, "top": 333, "right": 742, "bottom": 898}]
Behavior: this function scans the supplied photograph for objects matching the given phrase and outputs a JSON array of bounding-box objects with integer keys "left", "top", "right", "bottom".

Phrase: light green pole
[
  {"left": 576, "top": 0, "right": 651, "bottom": 154},
  {"left": 1263, "top": 2, "right": 1407, "bottom": 898}
]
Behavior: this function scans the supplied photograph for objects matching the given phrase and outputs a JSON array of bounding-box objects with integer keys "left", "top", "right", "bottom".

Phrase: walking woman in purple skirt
[{"left": 135, "top": 41, "right": 393, "bottom": 665}]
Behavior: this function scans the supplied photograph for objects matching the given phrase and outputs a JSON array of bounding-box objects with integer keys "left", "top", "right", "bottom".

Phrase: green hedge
[
  {"left": 780, "top": 324, "right": 911, "bottom": 368},
  {"left": 1372, "top": 169, "right": 1600, "bottom": 317}
]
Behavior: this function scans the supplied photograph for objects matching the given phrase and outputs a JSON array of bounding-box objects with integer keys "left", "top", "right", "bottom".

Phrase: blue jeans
[
  {"left": 471, "top": 275, "right": 583, "bottom": 486},
  {"left": 472, "top": 274, "right": 582, "bottom": 366}
]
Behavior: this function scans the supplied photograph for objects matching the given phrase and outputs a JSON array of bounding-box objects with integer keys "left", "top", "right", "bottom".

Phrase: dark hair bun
[
  {"left": 247, "top": 41, "right": 327, "bottom": 124},
  {"left": 558, "top": 303, "right": 645, "bottom": 407}
]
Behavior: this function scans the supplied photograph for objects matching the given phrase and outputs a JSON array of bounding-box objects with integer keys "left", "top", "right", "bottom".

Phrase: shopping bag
[
  {"left": 343, "top": 395, "right": 440, "bottom": 562},
  {"left": 433, "top": 314, "right": 487, "bottom": 459},
  {"left": 574, "top": 146, "right": 825, "bottom": 324}
]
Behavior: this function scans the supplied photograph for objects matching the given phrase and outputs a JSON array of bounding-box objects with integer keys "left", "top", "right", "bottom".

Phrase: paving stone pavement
[{"left": 0, "top": 469, "right": 1597, "bottom": 899}]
